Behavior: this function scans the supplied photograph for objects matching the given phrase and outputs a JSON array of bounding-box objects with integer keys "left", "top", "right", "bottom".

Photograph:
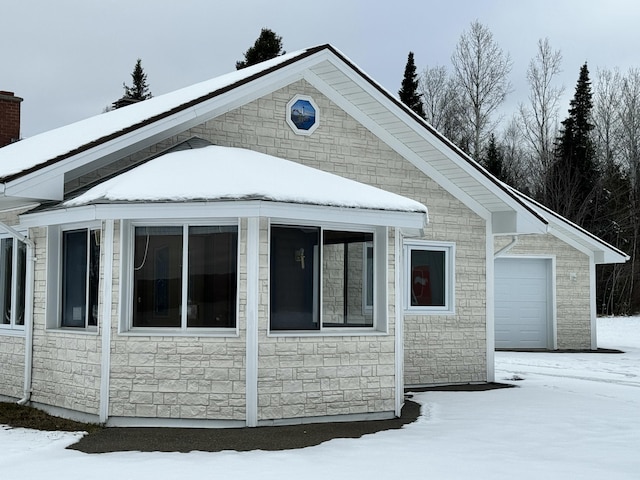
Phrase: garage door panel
[{"left": 495, "top": 258, "right": 550, "bottom": 349}]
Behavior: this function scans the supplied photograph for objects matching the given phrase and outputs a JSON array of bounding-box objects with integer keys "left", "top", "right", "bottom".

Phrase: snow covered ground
[{"left": 2, "top": 317, "right": 638, "bottom": 480}]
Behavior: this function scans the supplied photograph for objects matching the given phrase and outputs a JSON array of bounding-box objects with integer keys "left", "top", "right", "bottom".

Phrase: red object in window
[{"left": 412, "top": 265, "right": 432, "bottom": 306}]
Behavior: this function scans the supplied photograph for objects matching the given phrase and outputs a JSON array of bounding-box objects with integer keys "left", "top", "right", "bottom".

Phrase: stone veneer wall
[
  {"left": 495, "top": 234, "right": 592, "bottom": 349},
  {"left": 0, "top": 336, "right": 24, "bottom": 398},
  {"left": 108, "top": 220, "right": 247, "bottom": 421},
  {"left": 50, "top": 79, "right": 487, "bottom": 420},
  {"left": 256, "top": 221, "right": 396, "bottom": 421},
  {"left": 189, "top": 81, "right": 486, "bottom": 392},
  {"left": 0, "top": 208, "right": 28, "bottom": 399},
  {"left": 75, "top": 80, "right": 487, "bottom": 390},
  {"left": 30, "top": 226, "right": 102, "bottom": 415}
]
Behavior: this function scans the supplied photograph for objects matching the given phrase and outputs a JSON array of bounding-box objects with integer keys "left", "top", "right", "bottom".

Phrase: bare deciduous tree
[
  {"left": 593, "top": 68, "right": 622, "bottom": 168},
  {"left": 418, "top": 65, "right": 469, "bottom": 147},
  {"left": 519, "top": 38, "right": 564, "bottom": 196},
  {"left": 451, "top": 20, "right": 513, "bottom": 160}
]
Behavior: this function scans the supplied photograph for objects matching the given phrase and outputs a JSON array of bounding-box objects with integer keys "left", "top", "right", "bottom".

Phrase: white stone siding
[
  {"left": 191, "top": 81, "right": 487, "bottom": 388},
  {"left": 495, "top": 234, "right": 592, "bottom": 349},
  {"left": 0, "top": 335, "right": 24, "bottom": 398},
  {"left": 29, "top": 226, "right": 102, "bottom": 415},
  {"left": 47, "top": 79, "right": 488, "bottom": 420},
  {"left": 256, "top": 222, "right": 396, "bottom": 421},
  {"left": 108, "top": 220, "right": 247, "bottom": 420},
  {"left": 0, "top": 208, "right": 29, "bottom": 399}
]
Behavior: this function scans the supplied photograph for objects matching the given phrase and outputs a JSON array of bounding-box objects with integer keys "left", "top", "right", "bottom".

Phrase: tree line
[{"left": 400, "top": 21, "right": 640, "bottom": 315}]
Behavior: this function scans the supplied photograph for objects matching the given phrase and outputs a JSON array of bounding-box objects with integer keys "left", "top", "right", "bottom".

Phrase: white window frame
[
  {"left": 0, "top": 235, "right": 26, "bottom": 332},
  {"left": 286, "top": 94, "right": 320, "bottom": 136},
  {"left": 268, "top": 220, "right": 388, "bottom": 336},
  {"left": 404, "top": 240, "right": 455, "bottom": 315},
  {"left": 120, "top": 219, "right": 240, "bottom": 336},
  {"left": 46, "top": 222, "right": 102, "bottom": 332}
]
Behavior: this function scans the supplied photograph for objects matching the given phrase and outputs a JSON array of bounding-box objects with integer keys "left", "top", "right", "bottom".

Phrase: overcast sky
[{"left": 3, "top": 0, "right": 640, "bottom": 138}]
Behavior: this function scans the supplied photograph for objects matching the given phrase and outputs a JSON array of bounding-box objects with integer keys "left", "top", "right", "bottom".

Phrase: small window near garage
[
  {"left": 0, "top": 237, "right": 26, "bottom": 330},
  {"left": 131, "top": 224, "right": 238, "bottom": 330},
  {"left": 269, "top": 225, "right": 377, "bottom": 332},
  {"left": 286, "top": 95, "right": 319, "bottom": 135},
  {"left": 404, "top": 241, "right": 455, "bottom": 314},
  {"left": 61, "top": 229, "right": 100, "bottom": 328}
]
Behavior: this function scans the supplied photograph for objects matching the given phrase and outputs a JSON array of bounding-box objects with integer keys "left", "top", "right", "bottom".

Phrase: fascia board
[
  {"left": 20, "top": 200, "right": 428, "bottom": 230},
  {"left": 5, "top": 63, "right": 310, "bottom": 202},
  {"left": 548, "top": 225, "right": 628, "bottom": 265},
  {"left": 303, "top": 70, "right": 489, "bottom": 221},
  {"left": 307, "top": 56, "right": 547, "bottom": 232},
  {"left": 512, "top": 189, "right": 629, "bottom": 264}
]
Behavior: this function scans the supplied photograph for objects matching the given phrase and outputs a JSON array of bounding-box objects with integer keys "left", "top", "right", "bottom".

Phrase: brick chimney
[{"left": 0, "top": 91, "right": 23, "bottom": 147}]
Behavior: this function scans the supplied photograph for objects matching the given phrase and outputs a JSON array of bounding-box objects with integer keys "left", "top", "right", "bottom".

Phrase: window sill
[
  {"left": 45, "top": 327, "right": 99, "bottom": 335},
  {"left": 122, "top": 328, "right": 239, "bottom": 338},
  {"left": 404, "top": 308, "right": 456, "bottom": 316},
  {"left": 0, "top": 327, "right": 26, "bottom": 337},
  {"left": 268, "top": 328, "right": 388, "bottom": 338}
]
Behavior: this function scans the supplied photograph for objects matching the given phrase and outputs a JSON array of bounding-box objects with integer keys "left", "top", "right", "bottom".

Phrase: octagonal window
[{"left": 286, "top": 95, "right": 319, "bottom": 135}]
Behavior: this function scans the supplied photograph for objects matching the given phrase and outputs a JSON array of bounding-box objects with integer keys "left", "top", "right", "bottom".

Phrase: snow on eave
[
  {"left": 0, "top": 46, "right": 331, "bottom": 183},
  {"left": 63, "top": 146, "right": 429, "bottom": 216}
]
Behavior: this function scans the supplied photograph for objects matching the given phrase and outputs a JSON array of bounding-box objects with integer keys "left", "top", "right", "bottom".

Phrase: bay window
[
  {"left": 0, "top": 237, "right": 26, "bottom": 329},
  {"left": 61, "top": 229, "right": 100, "bottom": 328},
  {"left": 131, "top": 224, "right": 238, "bottom": 329},
  {"left": 269, "top": 224, "right": 378, "bottom": 332}
]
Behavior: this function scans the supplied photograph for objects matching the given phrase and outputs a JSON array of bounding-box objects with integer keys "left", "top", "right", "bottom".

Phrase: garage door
[{"left": 495, "top": 258, "right": 551, "bottom": 349}]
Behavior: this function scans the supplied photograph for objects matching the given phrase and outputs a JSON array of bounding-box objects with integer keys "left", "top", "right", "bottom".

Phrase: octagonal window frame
[{"left": 286, "top": 95, "right": 319, "bottom": 136}]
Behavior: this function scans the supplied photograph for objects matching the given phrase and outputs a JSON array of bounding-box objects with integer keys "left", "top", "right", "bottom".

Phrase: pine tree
[
  {"left": 399, "top": 52, "right": 426, "bottom": 119},
  {"left": 236, "top": 28, "right": 285, "bottom": 70},
  {"left": 483, "top": 133, "right": 513, "bottom": 185},
  {"left": 113, "top": 58, "right": 152, "bottom": 109},
  {"left": 545, "top": 63, "right": 598, "bottom": 226}
]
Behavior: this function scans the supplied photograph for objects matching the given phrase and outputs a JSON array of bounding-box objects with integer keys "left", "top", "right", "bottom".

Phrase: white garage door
[{"left": 495, "top": 258, "right": 551, "bottom": 349}]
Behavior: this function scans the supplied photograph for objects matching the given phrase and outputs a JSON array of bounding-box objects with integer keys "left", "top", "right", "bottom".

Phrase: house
[{"left": 0, "top": 45, "right": 627, "bottom": 427}]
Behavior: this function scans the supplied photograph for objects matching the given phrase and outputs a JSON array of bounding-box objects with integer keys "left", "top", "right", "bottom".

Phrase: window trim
[
  {"left": 286, "top": 94, "right": 320, "bottom": 136},
  {"left": 120, "top": 219, "right": 241, "bottom": 336},
  {"left": 268, "top": 220, "right": 388, "bottom": 336},
  {"left": 404, "top": 240, "right": 456, "bottom": 315},
  {"left": 0, "top": 235, "right": 26, "bottom": 332},
  {"left": 46, "top": 223, "right": 102, "bottom": 333}
]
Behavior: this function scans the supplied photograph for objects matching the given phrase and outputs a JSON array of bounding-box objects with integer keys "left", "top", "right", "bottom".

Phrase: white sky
[
  {"left": 3, "top": 0, "right": 640, "bottom": 138},
  {"left": 2, "top": 316, "right": 639, "bottom": 479}
]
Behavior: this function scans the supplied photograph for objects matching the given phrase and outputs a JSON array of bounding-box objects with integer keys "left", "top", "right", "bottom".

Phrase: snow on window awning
[{"left": 64, "top": 146, "right": 428, "bottom": 214}]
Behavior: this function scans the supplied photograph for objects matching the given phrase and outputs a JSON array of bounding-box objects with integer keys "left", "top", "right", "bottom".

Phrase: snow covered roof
[
  {"left": 64, "top": 145, "right": 429, "bottom": 215},
  {"left": 0, "top": 48, "right": 312, "bottom": 182}
]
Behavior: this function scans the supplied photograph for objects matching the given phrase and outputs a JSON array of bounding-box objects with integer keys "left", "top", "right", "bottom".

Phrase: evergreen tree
[
  {"left": 399, "top": 52, "right": 426, "bottom": 119},
  {"left": 113, "top": 58, "right": 152, "bottom": 109},
  {"left": 236, "top": 28, "right": 285, "bottom": 70},
  {"left": 545, "top": 63, "right": 598, "bottom": 226},
  {"left": 483, "top": 133, "right": 513, "bottom": 185}
]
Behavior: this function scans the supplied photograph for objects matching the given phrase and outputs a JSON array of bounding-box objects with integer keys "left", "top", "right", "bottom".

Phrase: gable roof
[
  {"left": 507, "top": 187, "right": 628, "bottom": 264},
  {"left": 1, "top": 43, "right": 624, "bottom": 265},
  {"left": 0, "top": 44, "right": 545, "bottom": 235}
]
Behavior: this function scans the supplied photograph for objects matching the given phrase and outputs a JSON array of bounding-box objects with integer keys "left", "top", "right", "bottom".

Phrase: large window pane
[
  {"left": 323, "top": 231, "right": 373, "bottom": 327},
  {"left": 1, "top": 238, "right": 12, "bottom": 325},
  {"left": 410, "top": 249, "right": 446, "bottom": 307},
  {"left": 15, "top": 241, "right": 26, "bottom": 326},
  {"left": 270, "top": 226, "right": 320, "bottom": 330},
  {"left": 188, "top": 226, "right": 237, "bottom": 328},
  {"left": 62, "top": 230, "right": 88, "bottom": 327},
  {"left": 133, "top": 226, "right": 182, "bottom": 327}
]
